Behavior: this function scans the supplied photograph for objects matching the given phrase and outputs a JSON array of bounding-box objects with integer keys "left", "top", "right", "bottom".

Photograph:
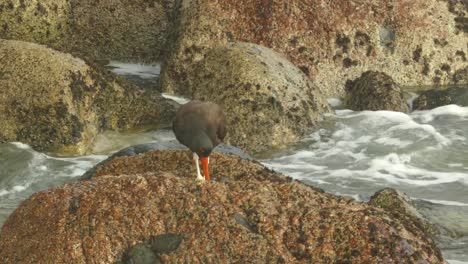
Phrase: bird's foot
[
  {"left": 195, "top": 176, "right": 205, "bottom": 185},
  {"left": 196, "top": 172, "right": 205, "bottom": 181}
]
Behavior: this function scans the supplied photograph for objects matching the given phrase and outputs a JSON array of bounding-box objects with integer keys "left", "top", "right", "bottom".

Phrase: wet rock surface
[
  {"left": 191, "top": 42, "right": 330, "bottom": 153},
  {"left": 0, "top": 40, "right": 176, "bottom": 154},
  {"left": 0, "top": 0, "right": 175, "bottom": 62},
  {"left": 0, "top": 150, "right": 446, "bottom": 263},
  {"left": 369, "top": 188, "right": 437, "bottom": 237},
  {"left": 413, "top": 85, "right": 468, "bottom": 110},
  {"left": 161, "top": 0, "right": 467, "bottom": 98},
  {"left": 344, "top": 71, "right": 409, "bottom": 112},
  {"left": 81, "top": 142, "right": 252, "bottom": 180}
]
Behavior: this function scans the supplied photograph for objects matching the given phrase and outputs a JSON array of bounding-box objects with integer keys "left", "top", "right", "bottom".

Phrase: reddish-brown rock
[
  {"left": 0, "top": 150, "right": 446, "bottom": 263},
  {"left": 161, "top": 0, "right": 467, "bottom": 97}
]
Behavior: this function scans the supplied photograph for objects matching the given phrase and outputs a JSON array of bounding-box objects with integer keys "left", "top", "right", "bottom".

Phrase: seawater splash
[
  {"left": 261, "top": 105, "right": 468, "bottom": 263},
  {"left": 106, "top": 61, "right": 161, "bottom": 79},
  {"left": 0, "top": 142, "right": 106, "bottom": 221},
  {"left": 263, "top": 106, "right": 468, "bottom": 194}
]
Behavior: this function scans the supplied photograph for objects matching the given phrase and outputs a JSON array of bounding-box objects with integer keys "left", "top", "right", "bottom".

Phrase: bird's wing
[{"left": 217, "top": 119, "right": 227, "bottom": 143}]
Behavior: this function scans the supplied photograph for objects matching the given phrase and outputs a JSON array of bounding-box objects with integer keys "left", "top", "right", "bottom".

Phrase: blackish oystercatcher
[{"left": 172, "top": 100, "right": 227, "bottom": 181}]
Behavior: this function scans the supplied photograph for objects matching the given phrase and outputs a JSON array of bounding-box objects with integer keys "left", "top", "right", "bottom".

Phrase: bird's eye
[{"left": 200, "top": 149, "right": 205, "bottom": 153}]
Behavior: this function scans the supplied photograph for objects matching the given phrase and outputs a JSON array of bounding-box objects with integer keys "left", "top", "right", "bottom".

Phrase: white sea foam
[
  {"left": 327, "top": 98, "right": 342, "bottom": 108},
  {"left": 0, "top": 185, "right": 28, "bottom": 196},
  {"left": 373, "top": 137, "right": 413, "bottom": 147},
  {"left": 419, "top": 199, "right": 468, "bottom": 207},
  {"left": 447, "top": 260, "right": 468, "bottom": 264},
  {"left": 10, "top": 142, "right": 31, "bottom": 149},
  {"left": 106, "top": 61, "right": 161, "bottom": 79},
  {"left": 412, "top": 105, "right": 468, "bottom": 123},
  {"left": 161, "top": 93, "right": 191, "bottom": 104}
]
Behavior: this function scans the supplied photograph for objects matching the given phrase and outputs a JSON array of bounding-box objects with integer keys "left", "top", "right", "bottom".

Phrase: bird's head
[
  {"left": 191, "top": 132, "right": 213, "bottom": 157},
  {"left": 191, "top": 132, "right": 213, "bottom": 180},
  {"left": 196, "top": 147, "right": 212, "bottom": 158}
]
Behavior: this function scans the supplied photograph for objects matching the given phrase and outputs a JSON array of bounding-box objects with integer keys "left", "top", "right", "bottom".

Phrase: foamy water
[
  {"left": 0, "top": 142, "right": 107, "bottom": 222},
  {"left": 261, "top": 104, "right": 468, "bottom": 262},
  {"left": 106, "top": 61, "right": 161, "bottom": 79}
]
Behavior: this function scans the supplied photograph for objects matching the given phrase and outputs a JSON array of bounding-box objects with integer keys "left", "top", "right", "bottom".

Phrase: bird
[{"left": 172, "top": 100, "right": 227, "bottom": 181}]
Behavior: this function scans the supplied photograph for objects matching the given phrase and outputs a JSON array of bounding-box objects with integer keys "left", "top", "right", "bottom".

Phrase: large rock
[
  {"left": 344, "top": 71, "right": 409, "bottom": 112},
  {"left": 161, "top": 0, "right": 467, "bottom": 97},
  {"left": 413, "top": 85, "right": 468, "bottom": 110},
  {"left": 0, "top": 0, "right": 175, "bottom": 62},
  {"left": 0, "top": 150, "right": 446, "bottom": 263},
  {"left": 0, "top": 39, "right": 175, "bottom": 154},
  {"left": 369, "top": 188, "right": 437, "bottom": 237},
  {"left": 191, "top": 42, "right": 330, "bottom": 153}
]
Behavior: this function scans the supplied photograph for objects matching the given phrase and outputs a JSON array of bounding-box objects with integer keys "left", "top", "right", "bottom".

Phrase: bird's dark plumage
[
  {"left": 173, "top": 100, "right": 227, "bottom": 156},
  {"left": 172, "top": 100, "right": 227, "bottom": 181}
]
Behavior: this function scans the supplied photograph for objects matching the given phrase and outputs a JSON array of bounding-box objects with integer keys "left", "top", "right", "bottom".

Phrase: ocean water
[{"left": 1, "top": 62, "right": 467, "bottom": 263}]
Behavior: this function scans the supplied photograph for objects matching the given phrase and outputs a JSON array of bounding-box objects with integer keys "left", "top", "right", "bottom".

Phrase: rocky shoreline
[
  {"left": 0, "top": 150, "right": 446, "bottom": 263},
  {"left": 0, "top": 0, "right": 467, "bottom": 262}
]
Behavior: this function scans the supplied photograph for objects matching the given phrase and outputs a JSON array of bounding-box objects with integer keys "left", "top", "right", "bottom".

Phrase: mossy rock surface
[
  {"left": 191, "top": 42, "right": 330, "bottom": 153},
  {"left": 0, "top": 39, "right": 175, "bottom": 154},
  {"left": 344, "top": 71, "right": 409, "bottom": 112},
  {"left": 0, "top": 0, "right": 175, "bottom": 62},
  {"left": 413, "top": 85, "right": 468, "bottom": 110}
]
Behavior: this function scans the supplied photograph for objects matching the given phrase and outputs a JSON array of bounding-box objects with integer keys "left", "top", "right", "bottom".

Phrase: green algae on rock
[
  {"left": 369, "top": 188, "right": 438, "bottom": 237},
  {"left": 344, "top": 71, "right": 409, "bottom": 112},
  {"left": 413, "top": 85, "right": 468, "bottom": 110},
  {"left": 0, "top": 39, "right": 175, "bottom": 155},
  {"left": 191, "top": 42, "right": 330, "bottom": 153},
  {"left": 0, "top": 150, "right": 446, "bottom": 263}
]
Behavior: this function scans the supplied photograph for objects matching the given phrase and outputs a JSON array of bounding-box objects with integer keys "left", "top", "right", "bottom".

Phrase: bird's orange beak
[{"left": 200, "top": 157, "right": 210, "bottom": 181}]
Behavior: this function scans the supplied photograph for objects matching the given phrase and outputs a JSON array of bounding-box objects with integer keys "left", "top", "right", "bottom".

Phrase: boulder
[
  {"left": 0, "top": 39, "right": 175, "bottom": 154},
  {"left": 413, "top": 85, "right": 468, "bottom": 110},
  {"left": 369, "top": 188, "right": 437, "bottom": 237},
  {"left": 160, "top": 0, "right": 467, "bottom": 98},
  {"left": 453, "top": 66, "right": 468, "bottom": 84},
  {"left": 344, "top": 71, "right": 409, "bottom": 112},
  {"left": 0, "top": 0, "right": 175, "bottom": 62},
  {"left": 190, "top": 42, "right": 330, "bottom": 153},
  {"left": 0, "top": 150, "right": 446, "bottom": 263}
]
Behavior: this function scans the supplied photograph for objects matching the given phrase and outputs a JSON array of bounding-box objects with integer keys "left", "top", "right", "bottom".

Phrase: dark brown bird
[{"left": 172, "top": 100, "right": 227, "bottom": 181}]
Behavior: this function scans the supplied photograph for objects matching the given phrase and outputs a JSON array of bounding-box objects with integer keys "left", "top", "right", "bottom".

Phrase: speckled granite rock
[
  {"left": 0, "top": 150, "right": 446, "bottom": 263},
  {"left": 0, "top": 39, "right": 175, "bottom": 154},
  {"left": 161, "top": 0, "right": 467, "bottom": 98},
  {"left": 191, "top": 42, "right": 330, "bottom": 153},
  {"left": 344, "top": 71, "right": 409, "bottom": 112}
]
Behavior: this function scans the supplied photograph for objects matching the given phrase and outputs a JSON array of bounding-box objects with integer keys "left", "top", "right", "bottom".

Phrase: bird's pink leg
[{"left": 193, "top": 152, "right": 204, "bottom": 181}]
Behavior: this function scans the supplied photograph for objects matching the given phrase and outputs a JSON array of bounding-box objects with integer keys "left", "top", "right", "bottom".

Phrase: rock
[
  {"left": 0, "top": 0, "right": 175, "bottom": 62},
  {"left": 150, "top": 234, "right": 183, "bottom": 255},
  {"left": 369, "top": 188, "right": 437, "bottom": 237},
  {"left": 80, "top": 142, "right": 253, "bottom": 180},
  {"left": 453, "top": 66, "right": 468, "bottom": 84},
  {"left": 344, "top": 71, "right": 409, "bottom": 112},
  {"left": 413, "top": 85, "right": 468, "bottom": 110},
  {"left": 160, "top": 0, "right": 467, "bottom": 98},
  {"left": 120, "top": 243, "right": 158, "bottom": 264},
  {"left": 0, "top": 150, "right": 446, "bottom": 263},
  {"left": 191, "top": 42, "right": 330, "bottom": 153},
  {"left": 0, "top": 39, "right": 175, "bottom": 154}
]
